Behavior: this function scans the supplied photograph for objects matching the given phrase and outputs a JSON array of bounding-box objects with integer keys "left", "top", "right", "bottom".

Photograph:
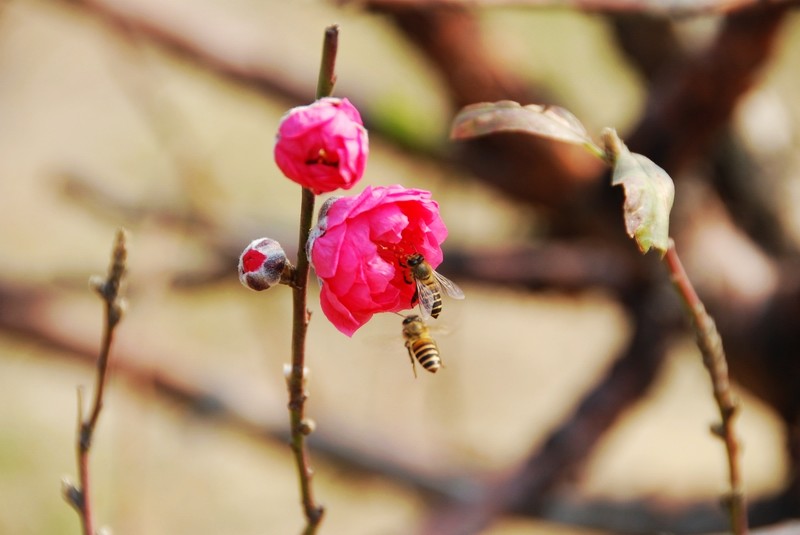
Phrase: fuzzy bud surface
[{"left": 239, "top": 238, "right": 289, "bottom": 291}]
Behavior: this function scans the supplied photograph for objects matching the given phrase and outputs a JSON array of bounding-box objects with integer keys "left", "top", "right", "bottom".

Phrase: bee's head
[
  {"left": 403, "top": 314, "right": 420, "bottom": 325},
  {"left": 406, "top": 253, "right": 424, "bottom": 267}
]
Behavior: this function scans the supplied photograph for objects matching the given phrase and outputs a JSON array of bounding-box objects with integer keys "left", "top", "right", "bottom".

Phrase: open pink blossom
[
  {"left": 274, "top": 97, "right": 368, "bottom": 194},
  {"left": 308, "top": 185, "right": 448, "bottom": 336}
]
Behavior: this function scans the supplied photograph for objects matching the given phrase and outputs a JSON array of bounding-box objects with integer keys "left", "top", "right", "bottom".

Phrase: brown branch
[
  {"left": 316, "top": 25, "right": 338, "bottom": 100},
  {"left": 62, "top": 229, "right": 128, "bottom": 535},
  {"left": 664, "top": 240, "right": 748, "bottom": 534},
  {"left": 287, "top": 184, "right": 324, "bottom": 534},
  {"left": 349, "top": 0, "right": 799, "bottom": 16},
  {"left": 10, "top": 277, "right": 799, "bottom": 533},
  {"left": 611, "top": 9, "right": 795, "bottom": 257},
  {"left": 608, "top": 12, "right": 684, "bottom": 84},
  {"left": 34, "top": 1, "right": 798, "bottom": 528},
  {"left": 368, "top": 4, "right": 536, "bottom": 109},
  {"left": 59, "top": 0, "right": 791, "bottom": 217},
  {"left": 84, "top": 230, "right": 127, "bottom": 433},
  {"left": 283, "top": 25, "right": 340, "bottom": 535},
  {"left": 417, "top": 281, "right": 676, "bottom": 534},
  {"left": 56, "top": 0, "right": 448, "bottom": 169},
  {"left": 537, "top": 494, "right": 799, "bottom": 534},
  {"left": 373, "top": 0, "right": 790, "bottom": 231},
  {"left": 371, "top": 3, "right": 604, "bottom": 209},
  {"left": 628, "top": 2, "right": 790, "bottom": 176},
  {"left": 66, "top": 0, "right": 313, "bottom": 103},
  {"left": 0, "top": 281, "right": 472, "bottom": 503},
  {"left": 443, "top": 241, "right": 640, "bottom": 294}
]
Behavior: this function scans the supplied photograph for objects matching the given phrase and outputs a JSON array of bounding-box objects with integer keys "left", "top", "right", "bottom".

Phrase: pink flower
[
  {"left": 274, "top": 97, "right": 369, "bottom": 194},
  {"left": 308, "top": 185, "right": 448, "bottom": 336}
]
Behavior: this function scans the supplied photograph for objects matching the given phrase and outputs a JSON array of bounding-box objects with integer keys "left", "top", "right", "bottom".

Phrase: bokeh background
[{"left": 1, "top": 1, "right": 799, "bottom": 534}]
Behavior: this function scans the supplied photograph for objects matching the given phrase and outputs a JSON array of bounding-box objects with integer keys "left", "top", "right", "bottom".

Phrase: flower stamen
[{"left": 306, "top": 148, "right": 339, "bottom": 167}]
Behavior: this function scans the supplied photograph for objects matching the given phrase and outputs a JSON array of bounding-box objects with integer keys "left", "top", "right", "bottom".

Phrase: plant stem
[
  {"left": 66, "top": 228, "right": 127, "bottom": 535},
  {"left": 285, "top": 24, "right": 339, "bottom": 535},
  {"left": 663, "top": 239, "right": 747, "bottom": 535},
  {"left": 316, "top": 25, "right": 339, "bottom": 100},
  {"left": 75, "top": 388, "right": 94, "bottom": 535},
  {"left": 288, "top": 187, "right": 323, "bottom": 534}
]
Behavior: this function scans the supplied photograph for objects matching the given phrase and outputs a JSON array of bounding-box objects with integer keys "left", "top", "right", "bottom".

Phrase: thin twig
[
  {"left": 316, "top": 25, "right": 338, "bottom": 101},
  {"left": 285, "top": 24, "right": 339, "bottom": 535},
  {"left": 287, "top": 185, "right": 324, "bottom": 534},
  {"left": 63, "top": 228, "right": 128, "bottom": 535},
  {"left": 664, "top": 239, "right": 748, "bottom": 535}
]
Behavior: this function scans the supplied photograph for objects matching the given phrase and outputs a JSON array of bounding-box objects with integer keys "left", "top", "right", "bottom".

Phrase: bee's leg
[
  {"left": 410, "top": 287, "right": 419, "bottom": 306},
  {"left": 399, "top": 259, "right": 414, "bottom": 285},
  {"left": 407, "top": 349, "right": 418, "bottom": 378}
]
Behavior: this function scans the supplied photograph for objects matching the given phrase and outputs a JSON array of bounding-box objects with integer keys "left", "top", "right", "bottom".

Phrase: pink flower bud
[
  {"left": 238, "top": 238, "right": 290, "bottom": 291},
  {"left": 274, "top": 98, "right": 369, "bottom": 195},
  {"left": 308, "top": 185, "right": 448, "bottom": 336}
]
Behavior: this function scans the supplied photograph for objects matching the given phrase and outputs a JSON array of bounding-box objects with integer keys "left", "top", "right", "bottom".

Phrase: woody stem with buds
[
  {"left": 663, "top": 240, "right": 747, "bottom": 535},
  {"left": 285, "top": 24, "right": 339, "bottom": 534},
  {"left": 287, "top": 183, "right": 323, "bottom": 532},
  {"left": 63, "top": 228, "right": 127, "bottom": 535}
]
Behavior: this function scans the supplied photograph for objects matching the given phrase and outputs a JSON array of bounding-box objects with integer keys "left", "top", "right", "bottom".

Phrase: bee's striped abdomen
[
  {"left": 428, "top": 288, "right": 443, "bottom": 319},
  {"left": 404, "top": 253, "right": 462, "bottom": 320},
  {"left": 402, "top": 314, "right": 443, "bottom": 377},
  {"left": 409, "top": 339, "right": 441, "bottom": 373}
]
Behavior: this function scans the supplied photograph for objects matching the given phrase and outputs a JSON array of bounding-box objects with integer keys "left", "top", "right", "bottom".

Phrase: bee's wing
[
  {"left": 415, "top": 279, "right": 437, "bottom": 319},
  {"left": 433, "top": 271, "right": 465, "bottom": 300}
]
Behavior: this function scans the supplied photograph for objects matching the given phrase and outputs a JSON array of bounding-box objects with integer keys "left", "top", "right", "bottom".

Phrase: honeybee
[
  {"left": 401, "top": 314, "right": 441, "bottom": 377},
  {"left": 402, "top": 253, "right": 465, "bottom": 319}
]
